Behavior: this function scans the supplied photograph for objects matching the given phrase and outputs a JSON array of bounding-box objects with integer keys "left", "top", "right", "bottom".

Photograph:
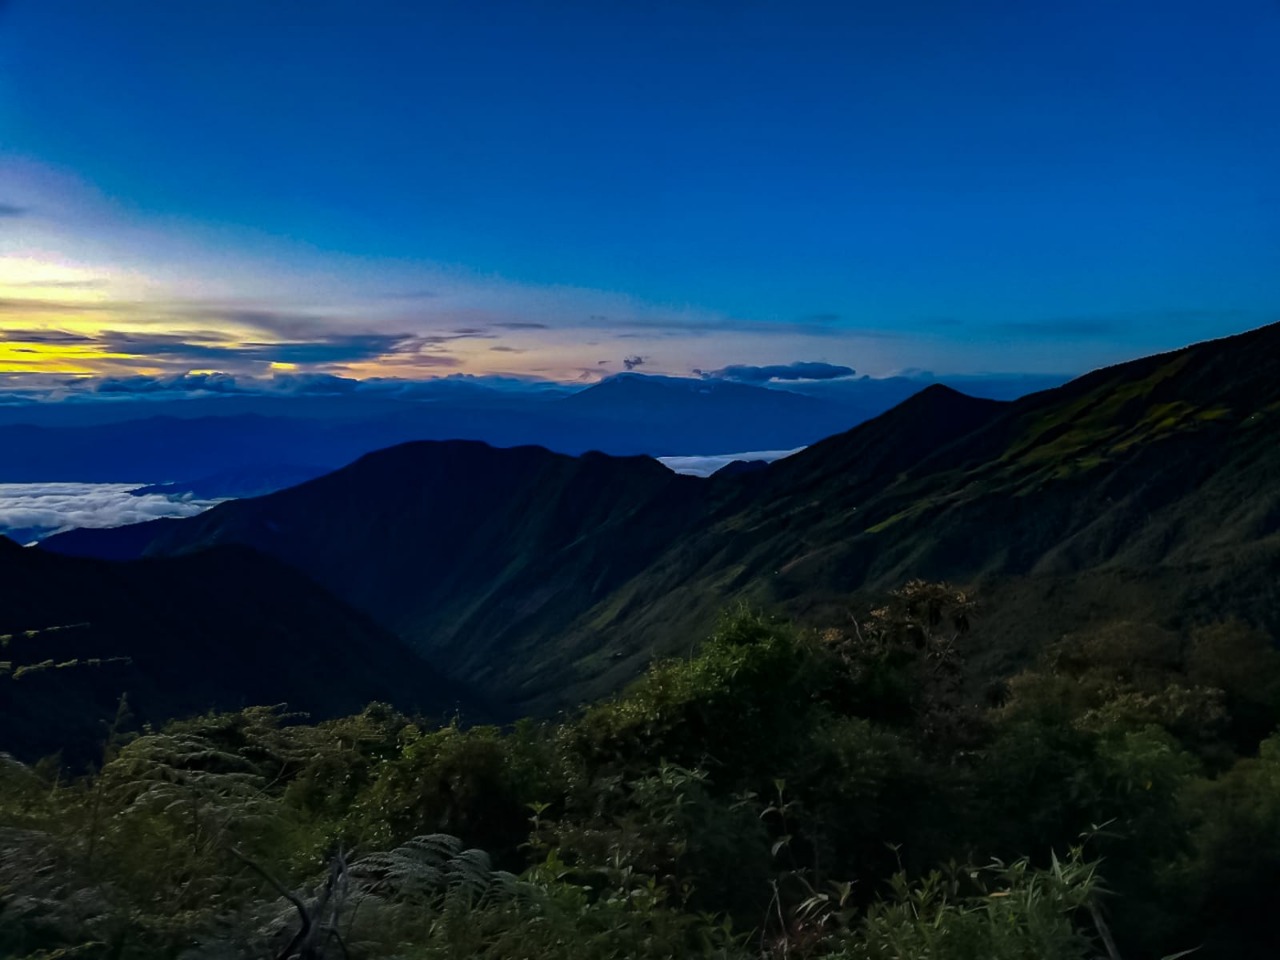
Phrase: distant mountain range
[
  {"left": 0, "top": 372, "right": 1066, "bottom": 482},
  {"left": 41, "top": 323, "right": 1280, "bottom": 724}
]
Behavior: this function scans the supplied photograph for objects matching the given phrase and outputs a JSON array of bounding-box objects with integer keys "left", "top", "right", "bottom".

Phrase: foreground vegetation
[{"left": 3, "top": 582, "right": 1280, "bottom": 959}]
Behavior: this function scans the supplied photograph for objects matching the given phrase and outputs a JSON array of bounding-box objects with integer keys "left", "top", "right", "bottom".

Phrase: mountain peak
[
  {"left": 898, "top": 382, "right": 979, "bottom": 407},
  {"left": 766, "top": 382, "right": 1008, "bottom": 487},
  {"left": 819, "top": 381, "right": 1005, "bottom": 446}
]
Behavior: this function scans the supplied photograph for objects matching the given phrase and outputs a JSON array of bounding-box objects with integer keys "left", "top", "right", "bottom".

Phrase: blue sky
[{"left": 0, "top": 0, "right": 1277, "bottom": 390}]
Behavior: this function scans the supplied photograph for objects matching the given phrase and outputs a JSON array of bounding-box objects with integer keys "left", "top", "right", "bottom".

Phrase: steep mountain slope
[
  {"left": 582, "top": 321, "right": 1280, "bottom": 685},
  {"left": 47, "top": 442, "right": 710, "bottom": 697},
  {"left": 0, "top": 537, "right": 475, "bottom": 763},
  {"left": 44, "top": 323, "right": 1280, "bottom": 713}
]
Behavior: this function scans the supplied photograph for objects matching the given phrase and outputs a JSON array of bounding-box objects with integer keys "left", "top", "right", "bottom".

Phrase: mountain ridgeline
[{"left": 41, "top": 321, "right": 1280, "bottom": 717}]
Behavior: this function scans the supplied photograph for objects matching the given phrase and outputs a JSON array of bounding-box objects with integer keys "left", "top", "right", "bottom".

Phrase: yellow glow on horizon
[
  {"left": 0, "top": 341, "right": 150, "bottom": 374},
  {"left": 0, "top": 253, "right": 605, "bottom": 384},
  {"left": 0, "top": 253, "right": 250, "bottom": 375}
]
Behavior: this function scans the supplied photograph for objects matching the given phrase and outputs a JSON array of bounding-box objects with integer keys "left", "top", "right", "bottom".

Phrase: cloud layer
[
  {"left": 0, "top": 369, "right": 578, "bottom": 404},
  {"left": 0, "top": 483, "right": 222, "bottom": 542}
]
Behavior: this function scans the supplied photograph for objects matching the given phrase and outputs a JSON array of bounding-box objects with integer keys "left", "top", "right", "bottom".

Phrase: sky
[{"left": 1, "top": 0, "right": 1278, "bottom": 395}]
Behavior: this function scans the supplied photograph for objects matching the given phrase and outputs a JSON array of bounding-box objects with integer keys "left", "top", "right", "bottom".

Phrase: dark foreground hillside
[
  {"left": 44, "top": 321, "right": 1280, "bottom": 715},
  {"left": 0, "top": 537, "right": 476, "bottom": 763},
  {"left": 3, "top": 595, "right": 1279, "bottom": 959}
]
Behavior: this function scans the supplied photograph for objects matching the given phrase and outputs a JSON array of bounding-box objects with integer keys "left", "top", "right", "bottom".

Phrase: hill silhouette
[{"left": 48, "top": 442, "right": 706, "bottom": 698}]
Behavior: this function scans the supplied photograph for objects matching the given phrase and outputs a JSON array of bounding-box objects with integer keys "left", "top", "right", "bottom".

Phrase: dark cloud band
[{"left": 695, "top": 361, "right": 856, "bottom": 383}]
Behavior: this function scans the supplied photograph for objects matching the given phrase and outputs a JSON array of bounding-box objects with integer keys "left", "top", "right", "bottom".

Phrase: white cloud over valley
[{"left": 0, "top": 483, "right": 222, "bottom": 542}]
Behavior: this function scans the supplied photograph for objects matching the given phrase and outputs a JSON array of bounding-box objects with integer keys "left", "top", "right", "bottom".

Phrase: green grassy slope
[{"left": 546, "top": 322, "right": 1280, "bottom": 707}]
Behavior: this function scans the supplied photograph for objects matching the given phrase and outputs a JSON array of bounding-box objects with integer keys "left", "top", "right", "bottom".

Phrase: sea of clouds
[
  {"left": 657, "top": 448, "right": 803, "bottom": 478},
  {"left": 0, "top": 483, "right": 223, "bottom": 544}
]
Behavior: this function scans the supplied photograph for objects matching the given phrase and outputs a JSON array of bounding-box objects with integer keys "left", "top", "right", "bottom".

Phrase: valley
[{"left": 35, "top": 321, "right": 1280, "bottom": 718}]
